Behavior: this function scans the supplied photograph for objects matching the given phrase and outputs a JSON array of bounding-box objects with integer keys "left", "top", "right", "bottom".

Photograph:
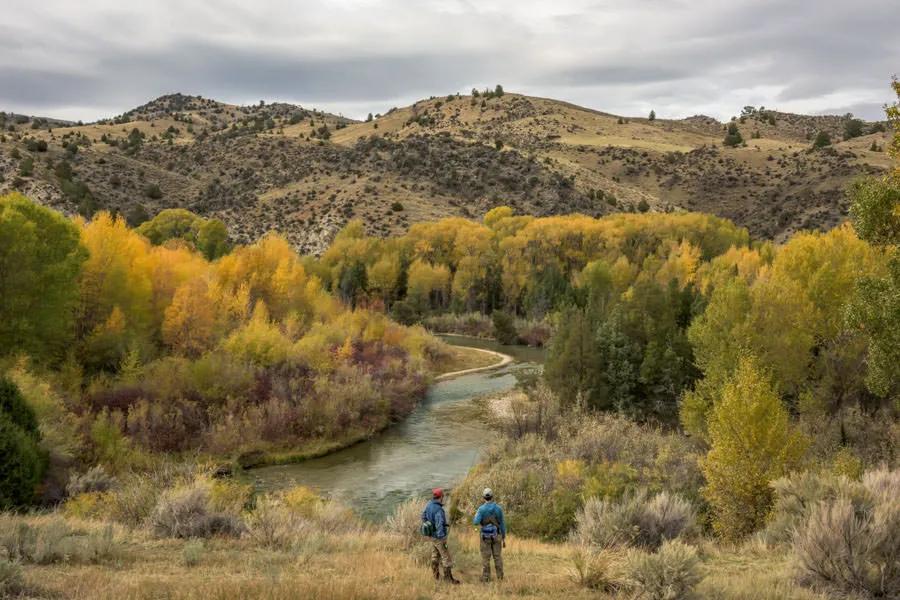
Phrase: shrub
[
  {"left": 18, "top": 157, "right": 33, "bottom": 177},
  {"left": 0, "top": 558, "right": 25, "bottom": 596},
  {"left": 385, "top": 498, "right": 428, "bottom": 555},
  {"left": 792, "top": 467, "right": 900, "bottom": 598},
  {"left": 723, "top": 122, "right": 743, "bottom": 147},
  {"left": 63, "top": 492, "right": 112, "bottom": 520},
  {"left": 492, "top": 311, "right": 518, "bottom": 344},
  {"left": 66, "top": 466, "right": 116, "bottom": 496},
  {"left": 143, "top": 183, "right": 163, "bottom": 199},
  {"left": 150, "top": 480, "right": 245, "bottom": 538},
  {"left": 620, "top": 539, "right": 701, "bottom": 600},
  {"left": 281, "top": 485, "right": 322, "bottom": 517},
  {"left": 0, "top": 378, "right": 39, "bottom": 436},
  {"left": 811, "top": 131, "right": 831, "bottom": 149},
  {"left": 390, "top": 201, "right": 404, "bottom": 212},
  {"left": 182, "top": 540, "right": 204, "bottom": 567},
  {"left": 571, "top": 489, "right": 695, "bottom": 550},
  {"left": 0, "top": 516, "right": 121, "bottom": 565},
  {"left": 571, "top": 547, "right": 619, "bottom": 592},
  {"left": 245, "top": 495, "right": 305, "bottom": 550},
  {"left": 0, "top": 415, "right": 46, "bottom": 509}
]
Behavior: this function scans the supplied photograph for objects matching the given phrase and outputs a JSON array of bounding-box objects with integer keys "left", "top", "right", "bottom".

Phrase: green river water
[{"left": 245, "top": 335, "right": 544, "bottom": 520}]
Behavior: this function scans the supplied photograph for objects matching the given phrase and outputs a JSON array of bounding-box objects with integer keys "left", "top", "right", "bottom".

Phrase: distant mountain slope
[{"left": 1, "top": 92, "right": 892, "bottom": 251}]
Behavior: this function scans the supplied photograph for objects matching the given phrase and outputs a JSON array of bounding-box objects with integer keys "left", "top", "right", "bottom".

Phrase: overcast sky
[{"left": 1, "top": 0, "right": 897, "bottom": 123}]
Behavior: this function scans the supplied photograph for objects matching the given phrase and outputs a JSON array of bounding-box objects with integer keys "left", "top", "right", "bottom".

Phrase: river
[{"left": 245, "top": 335, "right": 544, "bottom": 520}]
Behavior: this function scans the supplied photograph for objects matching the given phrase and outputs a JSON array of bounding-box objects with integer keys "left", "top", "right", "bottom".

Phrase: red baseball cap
[{"left": 432, "top": 488, "right": 444, "bottom": 499}]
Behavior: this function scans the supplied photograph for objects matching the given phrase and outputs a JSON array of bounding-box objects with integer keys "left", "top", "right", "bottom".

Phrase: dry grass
[{"left": 5, "top": 507, "right": 830, "bottom": 600}]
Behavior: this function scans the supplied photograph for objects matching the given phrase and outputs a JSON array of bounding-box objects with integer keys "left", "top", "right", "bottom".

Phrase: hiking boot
[
  {"left": 481, "top": 568, "right": 492, "bottom": 583},
  {"left": 443, "top": 567, "right": 461, "bottom": 584},
  {"left": 431, "top": 562, "right": 441, "bottom": 580}
]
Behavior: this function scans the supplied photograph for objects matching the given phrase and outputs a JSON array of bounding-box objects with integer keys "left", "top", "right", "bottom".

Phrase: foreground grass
[{"left": 7, "top": 514, "right": 823, "bottom": 600}]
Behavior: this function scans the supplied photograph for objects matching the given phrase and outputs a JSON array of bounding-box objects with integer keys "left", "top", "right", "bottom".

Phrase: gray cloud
[{"left": 0, "top": 0, "right": 896, "bottom": 122}]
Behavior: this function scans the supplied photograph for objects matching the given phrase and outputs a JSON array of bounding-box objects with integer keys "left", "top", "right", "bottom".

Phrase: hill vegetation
[{"left": 1, "top": 90, "right": 893, "bottom": 253}]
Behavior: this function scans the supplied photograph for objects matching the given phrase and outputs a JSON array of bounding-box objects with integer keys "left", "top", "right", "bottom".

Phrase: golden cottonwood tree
[{"left": 702, "top": 356, "right": 807, "bottom": 540}]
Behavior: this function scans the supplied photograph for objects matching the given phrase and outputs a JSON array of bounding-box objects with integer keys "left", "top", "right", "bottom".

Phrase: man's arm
[
  {"left": 498, "top": 506, "right": 507, "bottom": 537},
  {"left": 473, "top": 505, "right": 484, "bottom": 526}
]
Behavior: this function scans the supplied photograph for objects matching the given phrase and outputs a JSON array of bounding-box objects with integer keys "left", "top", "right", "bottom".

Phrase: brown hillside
[{"left": 0, "top": 92, "right": 892, "bottom": 251}]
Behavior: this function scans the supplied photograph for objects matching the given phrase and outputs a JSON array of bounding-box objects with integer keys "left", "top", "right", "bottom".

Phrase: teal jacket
[{"left": 473, "top": 501, "right": 506, "bottom": 537}]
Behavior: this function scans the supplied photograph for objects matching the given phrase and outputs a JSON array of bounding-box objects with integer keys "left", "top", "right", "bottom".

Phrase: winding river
[{"left": 246, "top": 335, "right": 544, "bottom": 520}]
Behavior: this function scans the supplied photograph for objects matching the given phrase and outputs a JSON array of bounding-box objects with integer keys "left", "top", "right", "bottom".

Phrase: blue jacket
[
  {"left": 473, "top": 501, "right": 506, "bottom": 537},
  {"left": 422, "top": 499, "right": 449, "bottom": 539}
]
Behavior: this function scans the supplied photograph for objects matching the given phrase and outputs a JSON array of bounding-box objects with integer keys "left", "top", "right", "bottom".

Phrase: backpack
[
  {"left": 420, "top": 520, "right": 435, "bottom": 537},
  {"left": 480, "top": 513, "right": 500, "bottom": 539}
]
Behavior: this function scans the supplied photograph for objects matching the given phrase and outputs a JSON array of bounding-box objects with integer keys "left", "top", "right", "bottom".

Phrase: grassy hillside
[{"left": 1, "top": 92, "right": 891, "bottom": 252}]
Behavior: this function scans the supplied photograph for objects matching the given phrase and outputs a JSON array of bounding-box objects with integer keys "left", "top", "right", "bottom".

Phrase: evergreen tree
[
  {"left": 723, "top": 122, "right": 743, "bottom": 147},
  {"left": 0, "top": 377, "right": 46, "bottom": 509}
]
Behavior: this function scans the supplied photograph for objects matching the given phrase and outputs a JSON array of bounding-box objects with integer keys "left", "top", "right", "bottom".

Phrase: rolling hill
[{"left": 1, "top": 91, "right": 892, "bottom": 252}]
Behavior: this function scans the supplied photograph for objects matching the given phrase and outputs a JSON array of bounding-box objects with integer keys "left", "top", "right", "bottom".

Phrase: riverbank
[
  {"left": 435, "top": 346, "right": 512, "bottom": 380},
  {"left": 237, "top": 342, "right": 512, "bottom": 470}
]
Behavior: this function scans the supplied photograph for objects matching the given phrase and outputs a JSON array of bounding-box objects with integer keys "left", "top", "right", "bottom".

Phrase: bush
[
  {"left": 181, "top": 540, "right": 204, "bottom": 567},
  {"left": 571, "top": 547, "right": 619, "bottom": 592},
  {"left": 150, "top": 480, "right": 245, "bottom": 538},
  {"left": 143, "top": 183, "right": 163, "bottom": 199},
  {"left": 0, "top": 516, "right": 121, "bottom": 565},
  {"left": 620, "top": 539, "right": 701, "bottom": 600},
  {"left": 792, "top": 467, "right": 900, "bottom": 598},
  {"left": 245, "top": 495, "right": 305, "bottom": 550},
  {"left": 492, "top": 311, "right": 518, "bottom": 344},
  {"left": 811, "top": 131, "right": 831, "bottom": 149},
  {"left": 765, "top": 470, "right": 864, "bottom": 544},
  {"left": 66, "top": 466, "right": 116, "bottom": 496},
  {"left": 723, "top": 122, "right": 743, "bottom": 147},
  {"left": 0, "top": 415, "right": 46, "bottom": 509},
  {"left": 390, "top": 201, "right": 404, "bottom": 212},
  {"left": 385, "top": 498, "right": 428, "bottom": 554},
  {"left": 0, "top": 558, "right": 25, "bottom": 596},
  {"left": 572, "top": 489, "right": 695, "bottom": 550},
  {"left": 0, "top": 378, "right": 39, "bottom": 436}
]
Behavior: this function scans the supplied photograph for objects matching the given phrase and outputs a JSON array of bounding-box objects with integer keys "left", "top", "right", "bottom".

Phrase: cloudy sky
[{"left": 1, "top": 0, "right": 897, "bottom": 122}]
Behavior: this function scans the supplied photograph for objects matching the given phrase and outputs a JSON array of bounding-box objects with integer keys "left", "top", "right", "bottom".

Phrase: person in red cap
[{"left": 421, "top": 487, "right": 460, "bottom": 584}]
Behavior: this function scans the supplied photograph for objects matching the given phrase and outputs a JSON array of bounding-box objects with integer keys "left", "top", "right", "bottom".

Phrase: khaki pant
[
  {"left": 480, "top": 536, "right": 503, "bottom": 581},
  {"left": 431, "top": 537, "right": 453, "bottom": 568}
]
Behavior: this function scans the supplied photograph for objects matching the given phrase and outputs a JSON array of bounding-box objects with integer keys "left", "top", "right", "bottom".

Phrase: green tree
[
  {"left": 491, "top": 311, "right": 518, "bottom": 344},
  {"left": 0, "top": 378, "right": 39, "bottom": 436},
  {"left": 811, "top": 131, "right": 831, "bottom": 149},
  {"left": 137, "top": 208, "right": 230, "bottom": 259},
  {"left": 648, "top": 110, "right": 656, "bottom": 121},
  {"left": 843, "top": 117, "right": 864, "bottom": 140},
  {"left": 0, "top": 377, "right": 46, "bottom": 509},
  {"left": 847, "top": 176, "right": 900, "bottom": 398},
  {"left": 18, "top": 157, "right": 34, "bottom": 176},
  {"left": 544, "top": 305, "right": 599, "bottom": 408},
  {"left": 196, "top": 218, "right": 231, "bottom": 260},
  {"left": 0, "top": 194, "right": 88, "bottom": 361},
  {"left": 723, "top": 122, "right": 743, "bottom": 147},
  {"left": 702, "top": 356, "right": 807, "bottom": 541}
]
